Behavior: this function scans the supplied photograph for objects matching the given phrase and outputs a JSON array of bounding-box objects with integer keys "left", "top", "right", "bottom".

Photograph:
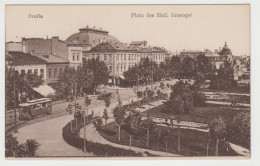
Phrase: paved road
[
  {"left": 14, "top": 115, "right": 92, "bottom": 157},
  {"left": 12, "top": 88, "right": 139, "bottom": 157}
]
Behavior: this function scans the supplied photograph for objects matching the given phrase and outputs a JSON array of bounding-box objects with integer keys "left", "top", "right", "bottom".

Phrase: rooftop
[
  {"left": 7, "top": 51, "right": 47, "bottom": 66},
  {"left": 35, "top": 53, "right": 69, "bottom": 64}
]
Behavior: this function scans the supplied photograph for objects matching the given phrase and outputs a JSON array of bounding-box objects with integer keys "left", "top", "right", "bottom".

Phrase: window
[
  {"left": 124, "top": 54, "right": 126, "bottom": 61},
  {"left": 73, "top": 55, "right": 75, "bottom": 61},
  {"left": 21, "top": 70, "right": 25, "bottom": 75},
  {"left": 121, "top": 54, "right": 123, "bottom": 61},
  {"left": 109, "top": 66, "right": 112, "bottom": 72},
  {"left": 34, "top": 69, "right": 38, "bottom": 75},
  {"left": 117, "top": 66, "right": 119, "bottom": 73},
  {"left": 104, "top": 54, "right": 107, "bottom": 60},
  {"left": 109, "top": 54, "right": 112, "bottom": 61},
  {"left": 77, "top": 55, "right": 79, "bottom": 61},
  {"left": 59, "top": 68, "right": 62, "bottom": 76},
  {"left": 117, "top": 54, "right": 119, "bottom": 61},
  {"left": 49, "top": 69, "right": 52, "bottom": 78},
  {"left": 54, "top": 68, "right": 58, "bottom": 77},
  {"left": 121, "top": 66, "right": 123, "bottom": 72},
  {"left": 40, "top": 69, "right": 44, "bottom": 78},
  {"left": 28, "top": 69, "right": 32, "bottom": 74},
  {"left": 129, "top": 54, "right": 130, "bottom": 60},
  {"left": 124, "top": 65, "right": 126, "bottom": 71}
]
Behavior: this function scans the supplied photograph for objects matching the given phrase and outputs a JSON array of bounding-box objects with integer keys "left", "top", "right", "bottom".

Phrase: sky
[{"left": 5, "top": 5, "right": 250, "bottom": 56}]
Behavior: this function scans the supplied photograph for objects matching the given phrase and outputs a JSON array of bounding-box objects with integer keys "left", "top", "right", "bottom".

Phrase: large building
[
  {"left": 179, "top": 42, "right": 234, "bottom": 69},
  {"left": 5, "top": 25, "right": 168, "bottom": 85},
  {"left": 83, "top": 42, "right": 166, "bottom": 85}
]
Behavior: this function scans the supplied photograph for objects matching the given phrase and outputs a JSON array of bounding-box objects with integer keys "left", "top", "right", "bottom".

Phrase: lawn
[
  {"left": 99, "top": 104, "right": 249, "bottom": 156},
  {"left": 141, "top": 104, "right": 247, "bottom": 124},
  {"left": 100, "top": 121, "right": 237, "bottom": 156}
]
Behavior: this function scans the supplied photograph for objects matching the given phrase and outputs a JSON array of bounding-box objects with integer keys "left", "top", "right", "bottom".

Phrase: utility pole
[
  {"left": 74, "top": 82, "right": 77, "bottom": 127},
  {"left": 13, "top": 72, "right": 18, "bottom": 133},
  {"left": 151, "top": 63, "right": 154, "bottom": 90},
  {"left": 83, "top": 109, "right": 86, "bottom": 152}
]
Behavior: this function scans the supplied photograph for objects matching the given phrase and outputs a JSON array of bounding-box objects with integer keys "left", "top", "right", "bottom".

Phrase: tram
[{"left": 19, "top": 98, "right": 52, "bottom": 120}]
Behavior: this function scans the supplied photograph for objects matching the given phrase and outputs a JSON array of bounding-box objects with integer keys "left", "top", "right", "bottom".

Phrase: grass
[
  {"left": 99, "top": 104, "right": 249, "bottom": 156},
  {"left": 100, "top": 121, "right": 237, "bottom": 156},
  {"left": 141, "top": 104, "right": 247, "bottom": 124}
]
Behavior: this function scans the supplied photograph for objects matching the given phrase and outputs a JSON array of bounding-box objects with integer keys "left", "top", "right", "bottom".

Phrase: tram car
[{"left": 19, "top": 98, "right": 52, "bottom": 120}]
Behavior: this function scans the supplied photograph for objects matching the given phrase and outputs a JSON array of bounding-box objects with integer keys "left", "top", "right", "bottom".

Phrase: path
[{"left": 79, "top": 100, "right": 181, "bottom": 156}]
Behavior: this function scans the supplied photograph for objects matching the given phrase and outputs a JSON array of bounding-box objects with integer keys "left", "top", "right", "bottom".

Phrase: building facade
[
  {"left": 6, "top": 51, "right": 47, "bottom": 81},
  {"left": 83, "top": 42, "right": 166, "bottom": 85}
]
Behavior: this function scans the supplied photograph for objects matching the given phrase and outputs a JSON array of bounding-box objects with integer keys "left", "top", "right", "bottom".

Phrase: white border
[{"left": 1, "top": 0, "right": 260, "bottom": 166}]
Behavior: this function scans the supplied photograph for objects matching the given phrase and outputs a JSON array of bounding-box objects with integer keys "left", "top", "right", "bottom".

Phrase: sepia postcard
[{"left": 3, "top": 3, "right": 252, "bottom": 162}]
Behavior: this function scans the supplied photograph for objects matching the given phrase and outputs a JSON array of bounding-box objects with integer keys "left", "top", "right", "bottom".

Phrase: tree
[
  {"left": 5, "top": 67, "right": 44, "bottom": 109},
  {"left": 58, "top": 66, "right": 93, "bottom": 99},
  {"left": 83, "top": 58, "right": 109, "bottom": 94},
  {"left": 169, "top": 81, "right": 193, "bottom": 113},
  {"left": 93, "top": 119, "right": 103, "bottom": 131},
  {"left": 113, "top": 90, "right": 125, "bottom": 141},
  {"left": 124, "top": 109, "right": 143, "bottom": 148},
  {"left": 84, "top": 94, "right": 92, "bottom": 121},
  {"left": 210, "top": 60, "right": 237, "bottom": 90},
  {"left": 5, "top": 134, "right": 40, "bottom": 157},
  {"left": 160, "top": 82, "right": 165, "bottom": 93},
  {"left": 164, "top": 95, "right": 184, "bottom": 114},
  {"left": 228, "top": 112, "right": 250, "bottom": 149},
  {"left": 209, "top": 116, "right": 227, "bottom": 156},
  {"left": 160, "top": 128, "right": 169, "bottom": 155},
  {"left": 103, "top": 109, "right": 109, "bottom": 125},
  {"left": 141, "top": 114, "right": 156, "bottom": 146},
  {"left": 137, "top": 91, "right": 143, "bottom": 108},
  {"left": 102, "top": 93, "right": 111, "bottom": 125}
]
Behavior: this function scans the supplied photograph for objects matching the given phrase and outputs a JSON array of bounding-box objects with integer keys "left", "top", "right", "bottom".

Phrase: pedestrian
[
  {"left": 91, "top": 110, "right": 94, "bottom": 117},
  {"left": 165, "top": 115, "right": 168, "bottom": 125},
  {"left": 170, "top": 116, "right": 174, "bottom": 127}
]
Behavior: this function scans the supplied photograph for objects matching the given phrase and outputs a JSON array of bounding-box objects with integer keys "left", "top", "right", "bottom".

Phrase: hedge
[{"left": 62, "top": 117, "right": 143, "bottom": 157}]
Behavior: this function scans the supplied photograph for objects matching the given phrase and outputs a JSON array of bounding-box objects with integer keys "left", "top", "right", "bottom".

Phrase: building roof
[
  {"left": 87, "top": 42, "right": 166, "bottom": 54},
  {"left": 66, "top": 26, "right": 120, "bottom": 47},
  {"left": 35, "top": 53, "right": 69, "bottom": 64},
  {"left": 7, "top": 51, "right": 47, "bottom": 66},
  {"left": 130, "top": 41, "right": 147, "bottom": 45},
  {"left": 79, "top": 26, "right": 109, "bottom": 34}
]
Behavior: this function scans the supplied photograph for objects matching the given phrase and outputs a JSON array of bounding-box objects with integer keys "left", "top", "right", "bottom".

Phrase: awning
[
  {"left": 33, "top": 84, "right": 55, "bottom": 97},
  {"left": 118, "top": 75, "right": 125, "bottom": 80}
]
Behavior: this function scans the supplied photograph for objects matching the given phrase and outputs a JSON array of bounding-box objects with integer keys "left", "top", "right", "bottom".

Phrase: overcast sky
[{"left": 5, "top": 5, "right": 250, "bottom": 56}]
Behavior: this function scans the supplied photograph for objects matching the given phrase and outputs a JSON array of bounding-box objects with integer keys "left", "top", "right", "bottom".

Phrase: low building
[
  {"left": 6, "top": 51, "right": 47, "bottom": 81},
  {"left": 35, "top": 53, "right": 70, "bottom": 84}
]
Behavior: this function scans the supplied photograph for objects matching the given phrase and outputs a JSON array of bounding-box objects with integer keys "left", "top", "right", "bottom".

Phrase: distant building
[
  {"left": 5, "top": 42, "right": 23, "bottom": 52},
  {"left": 179, "top": 42, "right": 234, "bottom": 69}
]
